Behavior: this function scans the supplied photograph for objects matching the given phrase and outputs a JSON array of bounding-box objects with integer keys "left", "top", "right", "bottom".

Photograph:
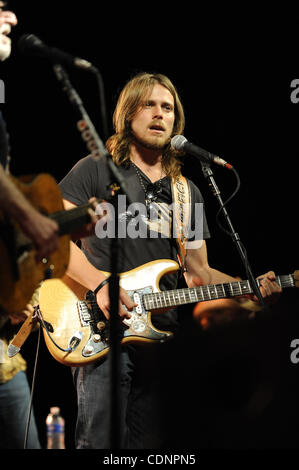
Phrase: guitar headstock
[{"left": 293, "top": 271, "right": 299, "bottom": 288}]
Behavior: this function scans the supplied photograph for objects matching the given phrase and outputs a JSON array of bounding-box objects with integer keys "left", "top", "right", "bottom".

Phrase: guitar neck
[
  {"left": 49, "top": 201, "right": 95, "bottom": 236},
  {"left": 143, "top": 275, "right": 295, "bottom": 311}
]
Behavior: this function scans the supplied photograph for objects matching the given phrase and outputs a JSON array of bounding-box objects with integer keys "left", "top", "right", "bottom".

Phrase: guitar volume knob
[
  {"left": 97, "top": 321, "right": 106, "bottom": 330},
  {"left": 92, "top": 334, "right": 101, "bottom": 343},
  {"left": 84, "top": 345, "right": 94, "bottom": 355}
]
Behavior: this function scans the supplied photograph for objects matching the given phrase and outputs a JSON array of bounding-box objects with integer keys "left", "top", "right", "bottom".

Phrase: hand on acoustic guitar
[{"left": 8, "top": 303, "right": 34, "bottom": 325}]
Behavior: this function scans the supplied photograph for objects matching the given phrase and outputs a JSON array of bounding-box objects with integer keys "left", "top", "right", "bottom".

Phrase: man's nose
[{"left": 152, "top": 105, "right": 163, "bottom": 119}]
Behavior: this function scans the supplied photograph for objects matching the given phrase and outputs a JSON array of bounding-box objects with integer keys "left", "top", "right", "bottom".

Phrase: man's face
[
  {"left": 0, "top": 5, "right": 18, "bottom": 61},
  {"left": 131, "top": 83, "right": 175, "bottom": 151}
]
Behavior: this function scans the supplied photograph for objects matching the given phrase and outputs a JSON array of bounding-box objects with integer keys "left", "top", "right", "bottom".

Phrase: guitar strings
[
  {"left": 81, "top": 274, "right": 295, "bottom": 314},
  {"left": 143, "top": 275, "right": 294, "bottom": 308}
]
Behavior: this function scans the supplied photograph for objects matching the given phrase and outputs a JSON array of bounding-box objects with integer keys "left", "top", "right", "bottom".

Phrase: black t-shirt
[{"left": 59, "top": 155, "right": 210, "bottom": 329}]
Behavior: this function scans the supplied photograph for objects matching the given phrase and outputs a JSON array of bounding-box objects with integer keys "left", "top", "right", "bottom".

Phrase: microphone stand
[
  {"left": 200, "top": 161, "right": 265, "bottom": 307},
  {"left": 53, "top": 64, "right": 126, "bottom": 448}
]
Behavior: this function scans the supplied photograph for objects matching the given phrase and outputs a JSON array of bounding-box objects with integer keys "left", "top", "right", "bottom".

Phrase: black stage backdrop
[{"left": 1, "top": 1, "right": 299, "bottom": 454}]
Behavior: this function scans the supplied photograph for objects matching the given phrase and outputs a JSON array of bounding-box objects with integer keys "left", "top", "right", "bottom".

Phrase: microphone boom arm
[{"left": 52, "top": 64, "right": 131, "bottom": 204}]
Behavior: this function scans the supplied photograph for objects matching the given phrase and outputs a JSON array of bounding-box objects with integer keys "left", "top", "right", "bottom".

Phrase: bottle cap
[{"left": 50, "top": 406, "right": 60, "bottom": 415}]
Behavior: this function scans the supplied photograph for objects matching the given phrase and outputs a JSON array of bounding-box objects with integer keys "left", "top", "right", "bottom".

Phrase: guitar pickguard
[{"left": 77, "top": 286, "right": 171, "bottom": 360}]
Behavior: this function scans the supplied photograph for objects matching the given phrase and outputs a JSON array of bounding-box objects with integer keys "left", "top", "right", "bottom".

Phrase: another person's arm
[{"left": 0, "top": 165, "right": 59, "bottom": 259}]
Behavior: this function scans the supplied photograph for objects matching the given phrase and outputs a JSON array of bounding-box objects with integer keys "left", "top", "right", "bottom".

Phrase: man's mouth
[{"left": 149, "top": 124, "right": 165, "bottom": 132}]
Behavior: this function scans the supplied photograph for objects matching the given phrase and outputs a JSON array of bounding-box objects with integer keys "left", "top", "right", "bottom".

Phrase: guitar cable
[
  {"left": 37, "top": 308, "right": 73, "bottom": 353},
  {"left": 23, "top": 305, "right": 74, "bottom": 449},
  {"left": 23, "top": 322, "right": 41, "bottom": 449}
]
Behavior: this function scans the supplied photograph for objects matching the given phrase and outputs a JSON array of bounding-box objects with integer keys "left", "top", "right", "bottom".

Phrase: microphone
[
  {"left": 18, "top": 34, "right": 96, "bottom": 72},
  {"left": 171, "top": 135, "right": 233, "bottom": 169}
]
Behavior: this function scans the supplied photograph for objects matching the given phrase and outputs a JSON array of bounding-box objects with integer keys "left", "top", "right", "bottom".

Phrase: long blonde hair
[{"left": 106, "top": 72, "right": 185, "bottom": 178}]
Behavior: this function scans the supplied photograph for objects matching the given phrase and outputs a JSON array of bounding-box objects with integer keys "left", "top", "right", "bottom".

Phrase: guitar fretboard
[{"left": 142, "top": 275, "right": 295, "bottom": 310}]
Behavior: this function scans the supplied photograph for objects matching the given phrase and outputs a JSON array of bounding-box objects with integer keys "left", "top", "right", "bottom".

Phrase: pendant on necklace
[{"left": 145, "top": 185, "right": 156, "bottom": 202}]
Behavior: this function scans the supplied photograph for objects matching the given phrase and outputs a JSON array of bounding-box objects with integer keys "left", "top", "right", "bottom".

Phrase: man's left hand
[{"left": 256, "top": 271, "right": 282, "bottom": 305}]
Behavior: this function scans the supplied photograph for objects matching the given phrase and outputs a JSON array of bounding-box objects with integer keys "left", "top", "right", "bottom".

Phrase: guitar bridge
[{"left": 77, "top": 300, "right": 91, "bottom": 327}]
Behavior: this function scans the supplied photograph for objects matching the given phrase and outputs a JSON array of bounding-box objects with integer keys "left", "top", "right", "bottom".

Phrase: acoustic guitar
[
  {"left": 0, "top": 173, "right": 97, "bottom": 314},
  {"left": 38, "top": 258, "right": 299, "bottom": 366}
]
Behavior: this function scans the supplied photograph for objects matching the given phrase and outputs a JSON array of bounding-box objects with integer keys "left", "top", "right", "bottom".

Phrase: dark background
[{"left": 1, "top": 1, "right": 299, "bottom": 450}]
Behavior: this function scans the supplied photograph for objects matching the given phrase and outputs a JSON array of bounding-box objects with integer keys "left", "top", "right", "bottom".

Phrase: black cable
[
  {"left": 214, "top": 166, "right": 260, "bottom": 296},
  {"left": 23, "top": 325, "right": 41, "bottom": 449},
  {"left": 215, "top": 166, "right": 241, "bottom": 237},
  {"left": 38, "top": 310, "right": 72, "bottom": 353},
  {"left": 23, "top": 309, "right": 72, "bottom": 450}
]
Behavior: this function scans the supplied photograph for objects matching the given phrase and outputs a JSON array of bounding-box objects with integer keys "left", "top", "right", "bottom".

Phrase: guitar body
[
  {"left": 38, "top": 256, "right": 299, "bottom": 367},
  {"left": 39, "top": 259, "right": 178, "bottom": 366},
  {"left": 0, "top": 174, "right": 70, "bottom": 314}
]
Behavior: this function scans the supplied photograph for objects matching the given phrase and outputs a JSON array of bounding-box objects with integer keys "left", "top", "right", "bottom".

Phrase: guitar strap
[{"left": 171, "top": 175, "right": 191, "bottom": 272}]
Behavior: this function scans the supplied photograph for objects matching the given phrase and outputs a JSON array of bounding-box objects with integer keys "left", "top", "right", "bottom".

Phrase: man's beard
[{"left": 132, "top": 133, "right": 170, "bottom": 151}]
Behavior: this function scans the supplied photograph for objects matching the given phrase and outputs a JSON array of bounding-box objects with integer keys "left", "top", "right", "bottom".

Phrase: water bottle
[{"left": 46, "top": 406, "right": 65, "bottom": 449}]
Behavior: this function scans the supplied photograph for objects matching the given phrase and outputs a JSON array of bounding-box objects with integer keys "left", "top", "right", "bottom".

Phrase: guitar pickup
[{"left": 133, "top": 292, "right": 142, "bottom": 314}]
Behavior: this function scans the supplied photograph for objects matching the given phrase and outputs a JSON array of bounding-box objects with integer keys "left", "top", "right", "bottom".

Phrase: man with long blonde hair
[
  {"left": 106, "top": 73, "right": 184, "bottom": 178},
  {"left": 60, "top": 72, "right": 281, "bottom": 448}
]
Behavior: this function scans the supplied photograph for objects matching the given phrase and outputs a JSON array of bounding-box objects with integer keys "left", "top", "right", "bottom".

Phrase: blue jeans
[
  {"left": 0, "top": 371, "right": 41, "bottom": 449},
  {"left": 72, "top": 346, "right": 161, "bottom": 449}
]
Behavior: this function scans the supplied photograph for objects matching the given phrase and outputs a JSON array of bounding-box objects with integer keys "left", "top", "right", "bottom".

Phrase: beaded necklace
[{"left": 131, "top": 162, "right": 163, "bottom": 213}]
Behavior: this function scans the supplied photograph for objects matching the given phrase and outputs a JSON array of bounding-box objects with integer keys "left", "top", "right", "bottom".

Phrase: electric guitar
[
  {"left": 0, "top": 173, "right": 97, "bottom": 314},
  {"left": 38, "top": 258, "right": 299, "bottom": 366}
]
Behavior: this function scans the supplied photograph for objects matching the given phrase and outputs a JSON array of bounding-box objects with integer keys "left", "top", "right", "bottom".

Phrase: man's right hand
[{"left": 96, "top": 282, "right": 136, "bottom": 320}]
